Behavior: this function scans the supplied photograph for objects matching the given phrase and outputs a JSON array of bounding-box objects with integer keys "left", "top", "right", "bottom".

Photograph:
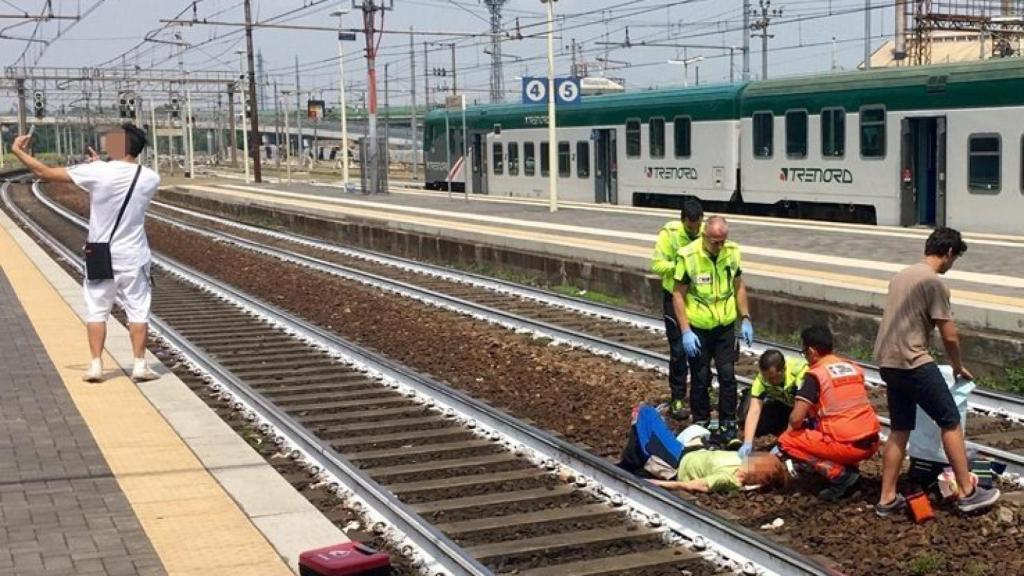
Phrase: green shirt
[
  {"left": 678, "top": 450, "right": 742, "bottom": 492},
  {"left": 749, "top": 356, "right": 809, "bottom": 404},
  {"left": 650, "top": 220, "right": 704, "bottom": 293}
]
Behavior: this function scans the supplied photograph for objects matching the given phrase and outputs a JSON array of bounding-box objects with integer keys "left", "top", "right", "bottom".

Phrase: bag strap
[{"left": 106, "top": 165, "right": 143, "bottom": 243}]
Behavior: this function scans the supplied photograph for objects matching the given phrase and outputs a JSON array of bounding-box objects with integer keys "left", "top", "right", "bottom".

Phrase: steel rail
[
  {"left": 6, "top": 182, "right": 843, "bottom": 576},
  {"left": 151, "top": 198, "right": 1024, "bottom": 422}
]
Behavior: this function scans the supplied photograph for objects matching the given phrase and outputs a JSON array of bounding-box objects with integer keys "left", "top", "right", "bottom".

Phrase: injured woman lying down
[{"left": 618, "top": 404, "right": 790, "bottom": 493}]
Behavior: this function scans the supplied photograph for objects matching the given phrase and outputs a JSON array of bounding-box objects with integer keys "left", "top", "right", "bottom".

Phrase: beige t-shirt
[{"left": 873, "top": 262, "right": 952, "bottom": 369}]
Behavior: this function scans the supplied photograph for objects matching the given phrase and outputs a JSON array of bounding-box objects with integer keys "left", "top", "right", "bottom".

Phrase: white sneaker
[
  {"left": 131, "top": 365, "right": 160, "bottom": 382},
  {"left": 82, "top": 363, "right": 103, "bottom": 383}
]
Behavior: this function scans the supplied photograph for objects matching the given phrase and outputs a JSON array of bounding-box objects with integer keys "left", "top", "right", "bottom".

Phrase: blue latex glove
[
  {"left": 681, "top": 330, "right": 701, "bottom": 358},
  {"left": 738, "top": 442, "right": 753, "bottom": 458},
  {"left": 740, "top": 318, "right": 754, "bottom": 347}
]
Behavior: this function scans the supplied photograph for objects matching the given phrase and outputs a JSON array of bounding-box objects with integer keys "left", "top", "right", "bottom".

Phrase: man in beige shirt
[{"left": 872, "top": 228, "right": 999, "bottom": 517}]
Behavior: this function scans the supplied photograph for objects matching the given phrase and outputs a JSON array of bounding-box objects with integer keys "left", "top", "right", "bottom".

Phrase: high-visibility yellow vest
[
  {"left": 650, "top": 220, "right": 704, "bottom": 293},
  {"left": 674, "top": 240, "right": 742, "bottom": 329},
  {"left": 750, "top": 357, "right": 809, "bottom": 404}
]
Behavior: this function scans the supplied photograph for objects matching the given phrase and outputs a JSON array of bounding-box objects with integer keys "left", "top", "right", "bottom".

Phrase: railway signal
[{"left": 32, "top": 90, "right": 46, "bottom": 119}]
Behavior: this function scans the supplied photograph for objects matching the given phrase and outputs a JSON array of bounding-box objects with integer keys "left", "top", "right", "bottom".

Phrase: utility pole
[
  {"left": 450, "top": 42, "right": 457, "bottom": 95},
  {"left": 484, "top": 0, "right": 508, "bottom": 103},
  {"left": 864, "top": 0, "right": 871, "bottom": 69},
  {"left": 384, "top": 62, "right": 390, "bottom": 168},
  {"left": 238, "top": 52, "right": 251, "bottom": 183},
  {"left": 332, "top": 5, "right": 354, "bottom": 188},
  {"left": 423, "top": 41, "right": 430, "bottom": 110},
  {"left": 355, "top": 0, "right": 393, "bottom": 195},
  {"left": 281, "top": 89, "right": 293, "bottom": 184},
  {"left": 150, "top": 102, "right": 159, "bottom": 175},
  {"left": 16, "top": 79, "right": 27, "bottom": 135},
  {"left": 227, "top": 83, "right": 238, "bottom": 168},
  {"left": 273, "top": 80, "right": 281, "bottom": 169},
  {"left": 295, "top": 56, "right": 304, "bottom": 167},
  {"left": 750, "top": 0, "right": 782, "bottom": 80},
  {"left": 410, "top": 28, "right": 419, "bottom": 179},
  {"left": 544, "top": 0, "right": 558, "bottom": 213},
  {"left": 742, "top": 0, "right": 751, "bottom": 81},
  {"left": 243, "top": 0, "right": 263, "bottom": 182}
]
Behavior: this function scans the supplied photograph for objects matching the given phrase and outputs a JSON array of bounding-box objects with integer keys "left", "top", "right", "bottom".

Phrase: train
[{"left": 423, "top": 58, "right": 1024, "bottom": 234}]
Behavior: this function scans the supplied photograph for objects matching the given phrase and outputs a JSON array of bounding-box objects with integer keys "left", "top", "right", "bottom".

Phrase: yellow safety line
[
  {"left": 176, "top": 184, "right": 1024, "bottom": 312},
  {"left": 0, "top": 225, "right": 292, "bottom": 576}
]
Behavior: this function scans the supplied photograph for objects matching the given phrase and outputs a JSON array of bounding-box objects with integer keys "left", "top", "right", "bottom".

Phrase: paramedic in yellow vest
[
  {"left": 650, "top": 199, "right": 705, "bottom": 420},
  {"left": 737, "top": 349, "right": 808, "bottom": 457},
  {"left": 672, "top": 215, "right": 752, "bottom": 448}
]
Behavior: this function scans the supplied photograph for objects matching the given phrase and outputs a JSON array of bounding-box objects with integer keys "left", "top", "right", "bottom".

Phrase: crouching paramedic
[
  {"left": 650, "top": 199, "right": 704, "bottom": 419},
  {"left": 778, "top": 325, "right": 880, "bottom": 501},
  {"left": 618, "top": 405, "right": 787, "bottom": 493},
  {"left": 737, "top": 349, "right": 808, "bottom": 457}
]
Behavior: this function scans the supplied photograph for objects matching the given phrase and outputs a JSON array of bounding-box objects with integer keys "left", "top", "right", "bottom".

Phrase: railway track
[
  {"left": 3, "top": 181, "right": 842, "bottom": 576},
  {"left": 148, "top": 196, "right": 1024, "bottom": 420},
  {"left": 136, "top": 194, "right": 1024, "bottom": 476}
]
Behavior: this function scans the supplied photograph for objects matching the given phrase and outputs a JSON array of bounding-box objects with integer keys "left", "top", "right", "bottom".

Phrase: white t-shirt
[{"left": 68, "top": 160, "right": 161, "bottom": 272}]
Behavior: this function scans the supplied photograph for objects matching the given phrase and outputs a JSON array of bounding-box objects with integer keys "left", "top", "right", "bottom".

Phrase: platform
[
  {"left": 0, "top": 201, "right": 346, "bottom": 575},
  {"left": 170, "top": 176, "right": 1024, "bottom": 335}
]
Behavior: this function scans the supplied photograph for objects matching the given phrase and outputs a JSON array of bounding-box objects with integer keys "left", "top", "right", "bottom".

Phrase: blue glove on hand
[
  {"left": 740, "top": 318, "right": 754, "bottom": 347},
  {"left": 738, "top": 442, "right": 753, "bottom": 458},
  {"left": 681, "top": 330, "right": 701, "bottom": 358}
]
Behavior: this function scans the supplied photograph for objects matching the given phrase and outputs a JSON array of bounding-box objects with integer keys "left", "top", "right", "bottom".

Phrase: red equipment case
[{"left": 299, "top": 542, "right": 392, "bottom": 576}]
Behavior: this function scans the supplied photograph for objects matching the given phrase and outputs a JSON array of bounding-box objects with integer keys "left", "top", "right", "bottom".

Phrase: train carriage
[{"left": 424, "top": 58, "right": 1024, "bottom": 234}]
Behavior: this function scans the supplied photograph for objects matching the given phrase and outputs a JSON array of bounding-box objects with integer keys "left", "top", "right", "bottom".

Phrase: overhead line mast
[{"left": 484, "top": 0, "right": 508, "bottom": 103}]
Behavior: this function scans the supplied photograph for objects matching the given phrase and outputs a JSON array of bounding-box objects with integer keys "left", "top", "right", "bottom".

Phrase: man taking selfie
[{"left": 12, "top": 123, "right": 162, "bottom": 383}]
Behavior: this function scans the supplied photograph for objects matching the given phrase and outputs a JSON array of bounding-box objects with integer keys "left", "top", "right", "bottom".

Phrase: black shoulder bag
[{"left": 84, "top": 165, "right": 143, "bottom": 281}]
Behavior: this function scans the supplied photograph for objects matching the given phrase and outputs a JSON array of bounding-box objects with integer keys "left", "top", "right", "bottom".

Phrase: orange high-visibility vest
[{"left": 808, "top": 354, "right": 880, "bottom": 443}]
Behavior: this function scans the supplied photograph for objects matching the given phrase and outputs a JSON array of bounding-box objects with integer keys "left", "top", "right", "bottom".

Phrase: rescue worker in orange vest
[{"left": 777, "top": 325, "right": 880, "bottom": 501}]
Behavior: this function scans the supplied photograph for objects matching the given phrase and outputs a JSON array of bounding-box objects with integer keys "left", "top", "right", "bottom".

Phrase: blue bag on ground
[{"left": 908, "top": 365, "right": 974, "bottom": 464}]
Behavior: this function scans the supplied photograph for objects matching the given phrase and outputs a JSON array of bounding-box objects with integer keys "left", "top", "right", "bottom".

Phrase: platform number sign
[{"left": 521, "top": 77, "right": 582, "bottom": 105}]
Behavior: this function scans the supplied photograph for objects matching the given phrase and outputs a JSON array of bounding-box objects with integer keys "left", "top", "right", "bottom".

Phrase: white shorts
[{"left": 83, "top": 264, "right": 152, "bottom": 324}]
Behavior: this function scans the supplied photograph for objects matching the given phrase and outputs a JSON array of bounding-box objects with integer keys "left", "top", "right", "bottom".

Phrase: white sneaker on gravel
[
  {"left": 131, "top": 364, "right": 160, "bottom": 382},
  {"left": 82, "top": 363, "right": 103, "bottom": 383}
]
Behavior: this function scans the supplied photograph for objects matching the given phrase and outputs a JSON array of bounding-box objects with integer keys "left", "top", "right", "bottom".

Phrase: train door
[
  {"left": 593, "top": 129, "right": 618, "bottom": 204},
  {"left": 900, "top": 117, "right": 946, "bottom": 227},
  {"left": 471, "top": 133, "right": 488, "bottom": 194}
]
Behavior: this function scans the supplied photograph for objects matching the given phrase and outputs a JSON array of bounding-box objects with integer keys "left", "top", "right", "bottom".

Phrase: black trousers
[
  {"left": 688, "top": 322, "right": 739, "bottom": 423},
  {"left": 662, "top": 290, "right": 689, "bottom": 402},
  {"left": 738, "top": 389, "right": 793, "bottom": 437}
]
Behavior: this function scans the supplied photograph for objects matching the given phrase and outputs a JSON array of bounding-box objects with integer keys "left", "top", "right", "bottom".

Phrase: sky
[{"left": 0, "top": 0, "right": 899, "bottom": 112}]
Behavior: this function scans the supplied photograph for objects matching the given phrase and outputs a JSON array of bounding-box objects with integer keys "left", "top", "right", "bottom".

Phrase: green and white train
[{"left": 423, "top": 59, "right": 1024, "bottom": 233}]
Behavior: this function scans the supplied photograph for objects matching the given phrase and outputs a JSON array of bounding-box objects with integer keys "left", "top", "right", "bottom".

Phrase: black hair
[
  {"left": 681, "top": 198, "right": 703, "bottom": 223},
  {"left": 122, "top": 122, "right": 148, "bottom": 157},
  {"left": 924, "top": 227, "right": 967, "bottom": 258},
  {"left": 800, "top": 325, "right": 834, "bottom": 355},
  {"left": 758, "top": 349, "right": 786, "bottom": 372}
]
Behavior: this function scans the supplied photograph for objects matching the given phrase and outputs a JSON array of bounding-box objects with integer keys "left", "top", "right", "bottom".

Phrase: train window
[
  {"left": 626, "top": 119, "right": 641, "bottom": 157},
  {"left": 968, "top": 134, "right": 1001, "bottom": 193},
  {"left": 821, "top": 108, "right": 845, "bottom": 157},
  {"left": 508, "top": 142, "right": 519, "bottom": 176},
  {"left": 524, "top": 142, "right": 536, "bottom": 176},
  {"left": 493, "top": 143, "right": 504, "bottom": 175},
  {"left": 674, "top": 116, "right": 692, "bottom": 158},
  {"left": 859, "top": 107, "right": 886, "bottom": 158},
  {"left": 541, "top": 142, "right": 551, "bottom": 176},
  {"left": 558, "top": 142, "right": 571, "bottom": 177},
  {"left": 785, "top": 110, "right": 808, "bottom": 159},
  {"left": 649, "top": 117, "right": 666, "bottom": 158},
  {"left": 577, "top": 141, "right": 590, "bottom": 178},
  {"left": 753, "top": 112, "right": 773, "bottom": 158},
  {"left": 424, "top": 125, "right": 435, "bottom": 153}
]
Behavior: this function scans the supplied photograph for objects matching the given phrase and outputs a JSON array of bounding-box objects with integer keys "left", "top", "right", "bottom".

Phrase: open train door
[
  {"left": 471, "top": 133, "right": 488, "bottom": 194},
  {"left": 593, "top": 128, "right": 618, "bottom": 204},
  {"left": 900, "top": 117, "right": 944, "bottom": 227}
]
